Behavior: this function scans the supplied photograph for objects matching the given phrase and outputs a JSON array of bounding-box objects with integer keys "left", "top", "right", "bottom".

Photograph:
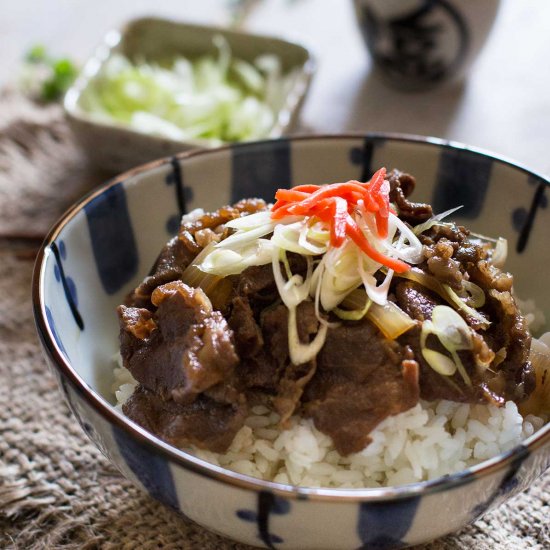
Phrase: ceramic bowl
[
  {"left": 33, "top": 135, "right": 550, "bottom": 549},
  {"left": 64, "top": 17, "right": 315, "bottom": 173}
]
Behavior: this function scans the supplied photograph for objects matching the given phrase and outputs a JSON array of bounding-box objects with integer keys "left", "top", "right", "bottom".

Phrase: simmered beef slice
[
  {"left": 227, "top": 295, "right": 279, "bottom": 393},
  {"left": 118, "top": 281, "right": 238, "bottom": 404},
  {"left": 303, "top": 319, "right": 420, "bottom": 456},
  {"left": 125, "top": 235, "right": 196, "bottom": 308},
  {"left": 125, "top": 199, "right": 268, "bottom": 308},
  {"left": 395, "top": 280, "right": 441, "bottom": 321},
  {"left": 225, "top": 256, "right": 314, "bottom": 401},
  {"left": 394, "top": 280, "right": 482, "bottom": 402},
  {"left": 387, "top": 169, "right": 432, "bottom": 224},
  {"left": 231, "top": 264, "right": 280, "bottom": 310},
  {"left": 482, "top": 289, "right": 534, "bottom": 402},
  {"left": 399, "top": 326, "right": 483, "bottom": 403},
  {"left": 261, "top": 302, "right": 320, "bottom": 424},
  {"left": 394, "top": 278, "right": 534, "bottom": 405},
  {"left": 230, "top": 254, "right": 308, "bottom": 311},
  {"left": 424, "top": 239, "right": 463, "bottom": 290},
  {"left": 123, "top": 385, "right": 247, "bottom": 453}
]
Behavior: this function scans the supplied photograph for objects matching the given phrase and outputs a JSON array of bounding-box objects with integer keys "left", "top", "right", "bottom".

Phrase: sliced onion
[
  {"left": 311, "top": 259, "right": 340, "bottom": 328},
  {"left": 431, "top": 305, "right": 472, "bottom": 351},
  {"left": 443, "top": 284, "right": 490, "bottom": 328},
  {"left": 180, "top": 243, "right": 233, "bottom": 308},
  {"left": 272, "top": 246, "right": 311, "bottom": 309},
  {"left": 306, "top": 221, "right": 330, "bottom": 244},
  {"left": 316, "top": 244, "right": 362, "bottom": 310},
  {"left": 200, "top": 249, "right": 244, "bottom": 276},
  {"left": 358, "top": 258, "right": 392, "bottom": 305},
  {"left": 422, "top": 349, "right": 457, "bottom": 376},
  {"left": 199, "top": 238, "right": 273, "bottom": 276},
  {"left": 287, "top": 306, "right": 328, "bottom": 365},
  {"left": 341, "top": 289, "right": 416, "bottom": 339},
  {"left": 412, "top": 205, "right": 463, "bottom": 236},
  {"left": 468, "top": 231, "right": 499, "bottom": 244},
  {"left": 491, "top": 237, "right": 508, "bottom": 268},
  {"left": 492, "top": 346, "right": 507, "bottom": 367},
  {"left": 272, "top": 222, "right": 323, "bottom": 256},
  {"left": 384, "top": 213, "right": 424, "bottom": 264},
  {"left": 462, "top": 280, "right": 485, "bottom": 308},
  {"left": 394, "top": 267, "right": 447, "bottom": 297},
  {"left": 333, "top": 297, "right": 372, "bottom": 321},
  {"left": 421, "top": 305, "right": 473, "bottom": 385},
  {"left": 450, "top": 351, "right": 472, "bottom": 386},
  {"left": 298, "top": 222, "right": 328, "bottom": 255},
  {"left": 215, "top": 222, "right": 277, "bottom": 250},
  {"left": 224, "top": 210, "right": 274, "bottom": 230},
  {"left": 181, "top": 242, "right": 219, "bottom": 287},
  {"left": 367, "top": 301, "right": 417, "bottom": 340}
]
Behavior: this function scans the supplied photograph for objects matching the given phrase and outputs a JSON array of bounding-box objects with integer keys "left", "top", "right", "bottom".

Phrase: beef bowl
[{"left": 33, "top": 134, "right": 550, "bottom": 549}]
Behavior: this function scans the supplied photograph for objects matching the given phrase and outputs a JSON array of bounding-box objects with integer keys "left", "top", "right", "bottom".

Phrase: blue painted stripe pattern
[
  {"left": 432, "top": 148, "right": 493, "bottom": 218},
  {"left": 112, "top": 425, "right": 180, "bottom": 511},
  {"left": 357, "top": 496, "right": 421, "bottom": 549},
  {"left": 513, "top": 175, "right": 548, "bottom": 253},
  {"left": 45, "top": 305, "right": 68, "bottom": 356},
  {"left": 349, "top": 136, "right": 385, "bottom": 182},
  {"left": 84, "top": 182, "right": 138, "bottom": 295},
  {"left": 236, "top": 490, "right": 290, "bottom": 548},
  {"left": 51, "top": 240, "right": 83, "bottom": 330},
  {"left": 470, "top": 444, "right": 530, "bottom": 522},
  {"left": 169, "top": 156, "right": 187, "bottom": 216},
  {"left": 231, "top": 140, "right": 292, "bottom": 202},
  {"left": 165, "top": 157, "right": 194, "bottom": 234}
]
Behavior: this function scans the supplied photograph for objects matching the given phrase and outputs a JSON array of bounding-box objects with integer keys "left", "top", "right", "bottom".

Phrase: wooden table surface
[{"left": 2, "top": 0, "right": 549, "bottom": 175}]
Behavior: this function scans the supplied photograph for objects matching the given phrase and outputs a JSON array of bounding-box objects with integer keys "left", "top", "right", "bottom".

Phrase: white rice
[{"left": 112, "top": 365, "right": 546, "bottom": 488}]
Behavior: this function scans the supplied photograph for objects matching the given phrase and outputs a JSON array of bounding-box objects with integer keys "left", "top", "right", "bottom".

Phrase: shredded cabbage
[{"left": 79, "top": 36, "right": 297, "bottom": 143}]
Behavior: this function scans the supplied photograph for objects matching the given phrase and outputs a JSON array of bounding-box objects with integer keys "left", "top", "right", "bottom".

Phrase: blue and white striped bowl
[{"left": 33, "top": 135, "right": 550, "bottom": 549}]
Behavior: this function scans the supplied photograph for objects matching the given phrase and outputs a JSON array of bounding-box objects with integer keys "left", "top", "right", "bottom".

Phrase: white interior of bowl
[{"left": 37, "top": 135, "right": 550, "bottom": 460}]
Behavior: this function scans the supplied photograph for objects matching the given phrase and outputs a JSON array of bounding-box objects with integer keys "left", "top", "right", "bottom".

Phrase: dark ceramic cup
[{"left": 353, "top": 0, "right": 501, "bottom": 90}]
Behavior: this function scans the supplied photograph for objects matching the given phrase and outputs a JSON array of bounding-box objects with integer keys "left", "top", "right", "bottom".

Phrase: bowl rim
[
  {"left": 63, "top": 14, "right": 317, "bottom": 147},
  {"left": 32, "top": 132, "right": 550, "bottom": 502}
]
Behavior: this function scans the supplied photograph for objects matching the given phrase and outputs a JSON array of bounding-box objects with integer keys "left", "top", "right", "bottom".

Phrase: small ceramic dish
[
  {"left": 33, "top": 135, "right": 550, "bottom": 549},
  {"left": 64, "top": 17, "right": 315, "bottom": 172}
]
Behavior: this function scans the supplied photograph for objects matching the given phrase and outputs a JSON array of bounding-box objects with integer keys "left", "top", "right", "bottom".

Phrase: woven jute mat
[{"left": 0, "top": 90, "right": 549, "bottom": 549}]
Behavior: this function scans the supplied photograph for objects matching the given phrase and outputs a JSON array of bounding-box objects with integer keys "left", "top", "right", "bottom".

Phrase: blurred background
[
  {"left": 1, "top": 0, "right": 549, "bottom": 173},
  {"left": 1, "top": 3, "right": 549, "bottom": 548}
]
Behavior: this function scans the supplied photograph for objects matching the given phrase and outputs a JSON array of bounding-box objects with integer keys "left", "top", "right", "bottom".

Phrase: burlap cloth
[{"left": 0, "top": 90, "right": 548, "bottom": 549}]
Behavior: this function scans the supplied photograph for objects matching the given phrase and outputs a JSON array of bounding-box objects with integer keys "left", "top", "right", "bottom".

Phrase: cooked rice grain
[{"left": 112, "top": 365, "right": 545, "bottom": 488}]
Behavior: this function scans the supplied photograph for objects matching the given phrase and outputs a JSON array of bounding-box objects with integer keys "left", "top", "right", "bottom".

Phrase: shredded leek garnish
[
  {"left": 78, "top": 36, "right": 298, "bottom": 143},
  {"left": 194, "top": 171, "right": 504, "bottom": 367},
  {"left": 195, "top": 171, "right": 430, "bottom": 362},
  {"left": 287, "top": 306, "right": 328, "bottom": 365},
  {"left": 421, "top": 306, "right": 473, "bottom": 385},
  {"left": 412, "top": 205, "right": 463, "bottom": 235}
]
